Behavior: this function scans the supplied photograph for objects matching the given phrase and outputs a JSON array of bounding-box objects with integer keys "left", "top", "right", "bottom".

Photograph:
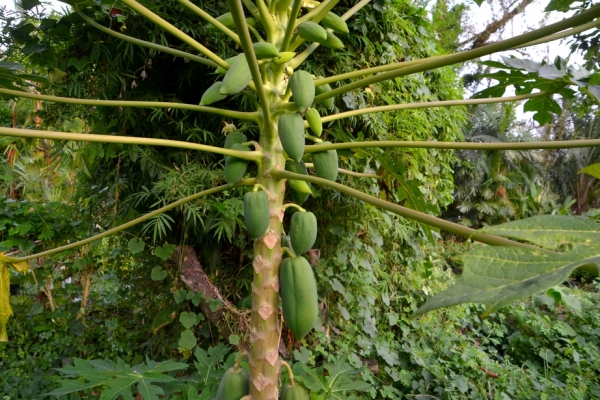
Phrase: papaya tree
[{"left": 2, "top": 0, "right": 600, "bottom": 398}]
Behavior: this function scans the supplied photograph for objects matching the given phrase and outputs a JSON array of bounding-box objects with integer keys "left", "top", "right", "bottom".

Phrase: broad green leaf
[
  {"left": 538, "top": 64, "right": 565, "bottom": 79},
  {"left": 179, "top": 311, "right": 198, "bottom": 329},
  {"left": 150, "top": 266, "right": 167, "bottom": 281},
  {"left": 415, "top": 216, "right": 600, "bottom": 317},
  {"left": 179, "top": 329, "right": 197, "bottom": 349},
  {"left": 228, "top": 334, "right": 240, "bottom": 345},
  {"left": 579, "top": 163, "right": 600, "bottom": 180},
  {"left": 523, "top": 96, "right": 562, "bottom": 125},
  {"left": 155, "top": 243, "right": 176, "bottom": 260},
  {"left": 193, "top": 343, "right": 230, "bottom": 387},
  {"left": 128, "top": 238, "right": 145, "bottom": 254},
  {"left": 588, "top": 85, "right": 600, "bottom": 102}
]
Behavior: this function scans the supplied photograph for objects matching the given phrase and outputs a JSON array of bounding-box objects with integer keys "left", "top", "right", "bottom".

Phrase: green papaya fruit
[
  {"left": 288, "top": 179, "right": 312, "bottom": 194},
  {"left": 244, "top": 191, "right": 270, "bottom": 239},
  {"left": 311, "top": 141, "right": 338, "bottom": 181},
  {"left": 224, "top": 131, "right": 247, "bottom": 149},
  {"left": 289, "top": 70, "right": 315, "bottom": 113},
  {"left": 320, "top": 31, "right": 344, "bottom": 49},
  {"left": 278, "top": 113, "right": 305, "bottom": 162},
  {"left": 280, "top": 256, "right": 319, "bottom": 340},
  {"left": 220, "top": 54, "right": 252, "bottom": 95},
  {"left": 286, "top": 160, "right": 311, "bottom": 204},
  {"left": 297, "top": 21, "right": 327, "bottom": 43},
  {"left": 315, "top": 81, "right": 335, "bottom": 110},
  {"left": 200, "top": 81, "right": 227, "bottom": 106},
  {"left": 305, "top": 108, "right": 322, "bottom": 137},
  {"left": 289, "top": 211, "right": 317, "bottom": 255},
  {"left": 281, "top": 383, "right": 310, "bottom": 400},
  {"left": 224, "top": 143, "right": 250, "bottom": 184},
  {"left": 216, "top": 367, "right": 249, "bottom": 400},
  {"left": 321, "top": 12, "right": 349, "bottom": 34},
  {"left": 215, "top": 56, "right": 238, "bottom": 75},
  {"left": 273, "top": 51, "right": 296, "bottom": 65},
  {"left": 253, "top": 42, "right": 280, "bottom": 59},
  {"left": 207, "top": 13, "right": 256, "bottom": 31}
]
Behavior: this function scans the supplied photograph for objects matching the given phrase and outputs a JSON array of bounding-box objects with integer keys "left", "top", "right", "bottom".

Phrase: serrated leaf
[
  {"left": 193, "top": 343, "right": 230, "bottom": 387},
  {"left": 49, "top": 358, "right": 187, "bottom": 399},
  {"left": 414, "top": 216, "right": 600, "bottom": 317},
  {"left": 538, "top": 64, "right": 565, "bottom": 79},
  {"left": 523, "top": 96, "right": 561, "bottom": 126},
  {"left": 500, "top": 56, "right": 542, "bottom": 72},
  {"left": 579, "top": 163, "right": 600, "bottom": 180}
]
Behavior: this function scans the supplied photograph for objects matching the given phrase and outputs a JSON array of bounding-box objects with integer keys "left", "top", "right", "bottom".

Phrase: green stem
[
  {"left": 280, "top": 359, "right": 296, "bottom": 386},
  {"left": 248, "top": 24, "right": 264, "bottom": 41},
  {"left": 242, "top": 0, "right": 262, "bottom": 23},
  {"left": 515, "top": 17, "right": 600, "bottom": 48},
  {"left": 271, "top": 170, "right": 549, "bottom": 251},
  {"left": 256, "top": 0, "right": 276, "bottom": 39},
  {"left": 303, "top": 138, "right": 600, "bottom": 152},
  {"left": 281, "top": 0, "right": 303, "bottom": 51},
  {"left": 282, "top": 203, "right": 306, "bottom": 212},
  {"left": 315, "top": 6, "right": 600, "bottom": 103},
  {"left": 74, "top": 6, "right": 217, "bottom": 68},
  {"left": 120, "top": 0, "right": 229, "bottom": 69},
  {"left": 12, "top": 179, "right": 256, "bottom": 262},
  {"left": 317, "top": 92, "right": 545, "bottom": 123},
  {"left": 0, "top": 88, "right": 258, "bottom": 121},
  {"left": 228, "top": 0, "right": 272, "bottom": 123},
  {"left": 0, "top": 127, "right": 263, "bottom": 161},
  {"left": 281, "top": 247, "right": 296, "bottom": 258},
  {"left": 233, "top": 351, "right": 248, "bottom": 369},
  {"left": 305, "top": 163, "right": 382, "bottom": 179},
  {"left": 177, "top": 0, "right": 241, "bottom": 44}
]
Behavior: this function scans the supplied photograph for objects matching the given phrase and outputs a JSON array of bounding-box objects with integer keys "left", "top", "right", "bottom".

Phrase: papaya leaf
[
  {"left": 414, "top": 216, "right": 600, "bottom": 317},
  {"left": 545, "top": 0, "right": 575, "bottom": 11},
  {"left": 579, "top": 163, "right": 600, "bottom": 180},
  {"left": 523, "top": 96, "right": 562, "bottom": 125},
  {"left": 193, "top": 343, "right": 230, "bottom": 388},
  {"left": 48, "top": 357, "right": 188, "bottom": 399}
]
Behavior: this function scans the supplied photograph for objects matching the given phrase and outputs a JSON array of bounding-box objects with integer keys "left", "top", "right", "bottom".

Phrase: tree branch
[
  {"left": 271, "top": 170, "right": 550, "bottom": 251},
  {"left": 9, "top": 179, "right": 256, "bottom": 262},
  {"left": 0, "top": 127, "right": 263, "bottom": 161},
  {"left": 74, "top": 6, "right": 217, "bottom": 68},
  {"left": 468, "top": 0, "right": 534, "bottom": 49},
  {"left": 172, "top": 246, "right": 250, "bottom": 351},
  {"left": 0, "top": 88, "right": 259, "bottom": 121}
]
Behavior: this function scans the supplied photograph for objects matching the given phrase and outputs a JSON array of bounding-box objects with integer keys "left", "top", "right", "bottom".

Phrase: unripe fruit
[
  {"left": 221, "top": 54, "right": 252, "bottom": 95},
  {"left": 311, "top": 141, "right": 338, "bottom": 181},
  {"left": 244, "top": 191, "right": 270, "bottom": 239},
  {"left": 253, "top": 42, "right": 280, "bottom": 59},
  {"left": 280, "top": 256, "right": 319, "bottom": 340},
  {"left": 273, "top": 52, "right": 296, "bottom": 65},
  {"left": 224, "top": 132, "right": 247, "bottom": 149},
  {"left": 280, "top": 383, "right": 310, "bottom": 400},
  {"left": 305, "top": 108, "right": 322, "bottom": 137},
  {"left": 321, "top": 12, "right": 349, "bottom": 34},
  {"left": 216, "top": 367, "right": 249, "bottom": 400},
  {"left": 200, "top": 81, "right": 227, "bottom": 106},
  {"left": 320, "top": 31, "right": 344, "bottom": 49},
  {"left": 224, "top": 143, "right": 250, "bottom": 184},
  {"left": 289, "top": 70, "right": 315, "bottom": 113},
  {"left": 278, "top": 113, "right": 305, "bottom": 162},
  {"left": 286, "top": 160, "right": 311, "bottom": 205},
  {"left": 297, "top": 21, "right": 328, "bottom": 43},
  {"left": 289, "top": 211, "right": 317, "bottom": 255}
]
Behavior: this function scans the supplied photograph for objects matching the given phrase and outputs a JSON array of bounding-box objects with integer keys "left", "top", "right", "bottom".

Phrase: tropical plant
[{"left": 2, "top": 0, "right": 600, "bottom": 398}]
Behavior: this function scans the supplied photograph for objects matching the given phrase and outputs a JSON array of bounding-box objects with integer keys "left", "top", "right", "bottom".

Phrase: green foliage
[{"left": 48, "top": 358, "right": 189, "bottom": 399}]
